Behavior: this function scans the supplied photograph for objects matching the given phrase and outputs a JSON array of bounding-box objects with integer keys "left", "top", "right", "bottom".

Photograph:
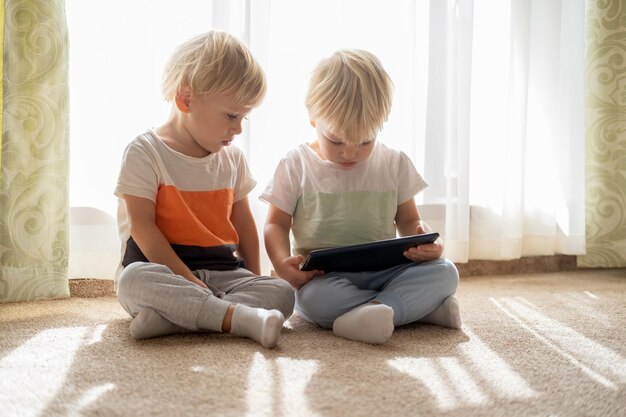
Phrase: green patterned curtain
[
  {"left": 579, "top": 0, "right": 626, "bottom": 268},
  {"left": 0, "top": 1, "right": 4, "bottom": 175},
  {"left": 0, "top": 0, "right": 70, "bottom": 302}
]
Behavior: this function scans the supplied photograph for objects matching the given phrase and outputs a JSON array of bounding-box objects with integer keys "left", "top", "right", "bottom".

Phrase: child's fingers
[
  {"left": 404, "top": 243, "right": 441, "bottom": 261},
  {"left": 290, "top": 269, "right": 323, "bottom": 290},
  {"left": 406, "top": 243, "right": 436, "bottom": 254},
  {"left": 284, "top": 255, "right": 304, "bottom": 267},
  {"left": 419, "top": 243, "right": 437, "bottom": 250},
  {"left": 415, "top": 224, "right": 427, "bottom": 235},
  {"left": 304, "top": 270, "right": 323, "bottom": 280}
]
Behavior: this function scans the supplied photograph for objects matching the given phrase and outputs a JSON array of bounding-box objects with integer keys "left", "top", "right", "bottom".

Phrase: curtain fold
[
  {"left": 421, "top": 0, "right": 586, "bottom": 262},
  {"left": 423, "top": 0, "right": 473, "bottom": 262},
  {"left": 0, "top": 0, "right": 70, "bottom": 302},
  {"left": 0, "top": 0, "right": 3, "bottom": 178},
  {"left": 578, "top": 0, "right": 626, "bottom": 268}
]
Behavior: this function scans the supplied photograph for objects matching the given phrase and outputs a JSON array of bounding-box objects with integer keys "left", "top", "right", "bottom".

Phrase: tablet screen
[{"left": 300, "top": 232, "right": 440, "bottom": 273}]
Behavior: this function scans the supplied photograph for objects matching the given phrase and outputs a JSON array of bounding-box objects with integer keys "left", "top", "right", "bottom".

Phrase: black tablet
[{"left": 300, "top": 232, "right": 440, "bottom": 273}]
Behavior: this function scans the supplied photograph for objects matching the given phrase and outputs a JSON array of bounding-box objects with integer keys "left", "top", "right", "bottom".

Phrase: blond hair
[
  {"left": 305, "top": 49, "right": 393, "bottom": 144},
  {"left": 162, "top": 31, "right": 266, "bottom": 107}
]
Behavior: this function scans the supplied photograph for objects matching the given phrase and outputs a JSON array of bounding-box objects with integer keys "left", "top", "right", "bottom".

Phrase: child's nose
[
  {"left": 231, "top": 120, "right": 243, "bottom": 135},
  {"left": 342, "top": 145, "right": 357, "bottom": 159}
]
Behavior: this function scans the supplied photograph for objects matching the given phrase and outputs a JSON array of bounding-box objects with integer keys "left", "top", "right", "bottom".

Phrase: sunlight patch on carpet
[
  {"left": 458, "top": 327, "right": 537, "bottom": 399},
  {"left": 245, "top": 353, "right": 273, "bottom": 416},
  {"left": 86, "top": 324, "right": 108, "bottom": 345},
  {"left": 0, "top": 327, "right": 87, "bottom": 417},
  {"left": 553, "top": 293, "right": 610, "bottom": 326},
  {"left": 389, "top": 327, "right": 537, "bottom": 411},
  {"left": 388, "top": 357, "right": 487, "bottom": 410},
  {"left": 191, "top": 365, "right": 207, "bottom": 372},
  {"left": 277, "top": 357, "right": 319, "bottom": 416},
  {"left": 67, "top": 383, "right": 115, "bottom": 417},
  {"left": 244, "top": 352, "right": 320, "bottom": 417},
  {"left": 439, "top": 357, "right": 488, "bottom": 406},
  {"left": 490, "top": 296, "right": 626, "bottom": 389},
  {"left": 583, "top": 291, "right": 599, "bottom": 300}
]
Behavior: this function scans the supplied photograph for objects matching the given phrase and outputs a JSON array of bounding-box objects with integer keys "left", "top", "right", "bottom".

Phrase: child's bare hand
[
  {"left": 275, "top": 255, "right": 324, "bottom": 290},
  {"left": 403, "top": 222, "right": 443, "bottom": 262}
]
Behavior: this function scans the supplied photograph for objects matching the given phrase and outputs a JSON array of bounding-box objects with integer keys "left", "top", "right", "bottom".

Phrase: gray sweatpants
[
  {"left": 295, "top": 258, "right": 459, "bottom": 328},
  {"left": 116, "top": 262, "right": 295, "bottom": 332}
]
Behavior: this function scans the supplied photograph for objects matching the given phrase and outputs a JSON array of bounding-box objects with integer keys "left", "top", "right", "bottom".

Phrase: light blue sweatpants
[
  {"left": 295, "top": 258, "right": 459, "bottom": 328},
  {"left": 116, "top": 262, "right": 295, "bottom": 332}
]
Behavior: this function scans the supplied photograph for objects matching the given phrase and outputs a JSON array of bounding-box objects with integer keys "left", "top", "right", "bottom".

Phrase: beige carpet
[{"left": 1, "top": 269, "right": 625, "bottom": 417}]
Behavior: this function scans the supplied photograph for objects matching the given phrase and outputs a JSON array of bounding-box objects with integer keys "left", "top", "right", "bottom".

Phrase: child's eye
[
  {"left": 360, "top": 140, "right": 373, "bottom": 146},
  {"left": 326, "top": 136, "right": 342, "bottom": 145},
  {"left": 227, "top": 114, "right": 238, "bottom": 120}
]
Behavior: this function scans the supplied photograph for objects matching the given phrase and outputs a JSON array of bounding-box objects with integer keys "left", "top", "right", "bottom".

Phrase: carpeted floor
[{"left": 1, "top": 269, "right": 625, "bottom": 417}]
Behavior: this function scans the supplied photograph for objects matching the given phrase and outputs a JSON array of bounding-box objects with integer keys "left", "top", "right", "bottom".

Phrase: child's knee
[
  {"left": 295, "top": 280, "right": 322, "bottom": 312},
  {"left": 117, "top": 262, "right": 144, "bottom": 294},
  {"left": 438, "top": 258, "right": 460, "bottom": 294},
  {"left": 271, "top": 278, "right": 296, "bottom": 318},
  {"left": 118, "top": 261, "right": 146, "bottom": 281},
  {"left": 117, "top": 262, "right": 167, "bottom": 296},
  {"left": 116, "top": 262, "right": 153, "bottom": 315},
  {"left": 295, "top": 280, "right": 341, "bottom": 325}
]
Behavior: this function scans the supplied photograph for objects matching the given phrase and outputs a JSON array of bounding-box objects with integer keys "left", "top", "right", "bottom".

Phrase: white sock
[
  {"left": 130, "top": 308, "right": 186, "bottom": 340},
  {"left": 332, "top": 303, "right": 395, "bottom": 345},
  {"left": 230, "top": 305, "right": 285, "bottom": 348},
  {"left": 419, "top": 295, "right": 462, "bottom": 329}
]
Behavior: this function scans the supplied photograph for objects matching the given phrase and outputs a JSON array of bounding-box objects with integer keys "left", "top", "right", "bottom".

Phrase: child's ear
[
  {"left": 309, "top": 119, "right": 316, "bottom": 128},
  {"left": 175, "top": 88, "right": 192, "bottom": 113}
]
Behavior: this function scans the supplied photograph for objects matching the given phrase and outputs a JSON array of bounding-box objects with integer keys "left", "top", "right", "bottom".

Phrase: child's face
[
  {"left": 184, "top": 91, "right": 252, "bottom": 155},
  {"left": 313, "top": 119, "right": 375, "bottom": 169}
]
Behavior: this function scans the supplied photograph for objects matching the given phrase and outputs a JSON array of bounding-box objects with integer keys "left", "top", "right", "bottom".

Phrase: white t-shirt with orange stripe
[{"left": 114, "top": 130, "right": 256, "bottom": 282}]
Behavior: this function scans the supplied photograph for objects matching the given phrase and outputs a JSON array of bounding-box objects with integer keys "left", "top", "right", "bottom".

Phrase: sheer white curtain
[
  {"left": 463, "top": 0, "right": 586, "bottom": 261},
  {"left": 66, "top": 0, "right": 586, "bottom": 278},
  {"left": 420, "top": 0, "right": 586, "bottom": 262}
]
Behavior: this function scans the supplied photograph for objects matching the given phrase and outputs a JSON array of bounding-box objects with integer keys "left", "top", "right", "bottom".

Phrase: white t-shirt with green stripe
[{"left": 260, "top": 142, "right": 428, "bottom": 257}]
